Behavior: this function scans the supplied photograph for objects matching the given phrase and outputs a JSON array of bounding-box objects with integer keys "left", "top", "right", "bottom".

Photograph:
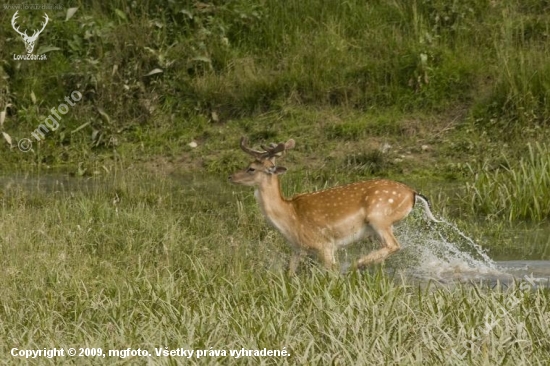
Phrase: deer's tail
[{"left": 414, "top": 193, "right": 442, "bottom": 223}]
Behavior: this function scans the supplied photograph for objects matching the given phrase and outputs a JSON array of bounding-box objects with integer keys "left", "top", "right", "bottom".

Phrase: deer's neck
[{"left": 254, "top": 175, "right": 297, "bottom": 240}]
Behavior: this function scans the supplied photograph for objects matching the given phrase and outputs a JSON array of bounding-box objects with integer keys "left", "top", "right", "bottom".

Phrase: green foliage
[
  {"left": 470, "top": 2, "right": 550, "bottom": 132},
  {"left": 325, "top": 122, "right": 366, "bottom": 141},
  {"left": 1, "top": 0, "right": 549, "bottom": 156},
  {"left": 466, "top": 143, "right": 550, "bottom": 222},
  {"left": 343, "top": 150, "right": 390, "bottom": 176}
]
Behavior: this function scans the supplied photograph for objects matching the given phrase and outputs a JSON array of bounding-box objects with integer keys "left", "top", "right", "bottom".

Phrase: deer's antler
[
  {"left": 240, "top": 137, "right": 266, "bottom": 159},
  {"left": 240, "top": 137, "right": 294, "bottom": 160}
]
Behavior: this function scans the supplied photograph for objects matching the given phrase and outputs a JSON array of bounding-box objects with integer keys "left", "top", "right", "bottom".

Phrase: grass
[
  {"left": 1, "top": 171, "right": 549, "bottom": 364},
  {"left": 466, "top": 143, "right": 550, "bottom": 222}
]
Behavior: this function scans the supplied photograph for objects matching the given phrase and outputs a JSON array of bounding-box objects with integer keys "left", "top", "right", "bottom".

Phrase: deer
[
  {"left": 11, "top": 11, "right": 49, "bottom": 54},
  {"left": 229, "top": 137, "right": 441, "bottom": 275}
]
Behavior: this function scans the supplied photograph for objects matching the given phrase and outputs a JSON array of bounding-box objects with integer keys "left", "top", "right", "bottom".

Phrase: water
[
  {"left": 0, "top": 173, "right": 105, "bottom": 193},
  {"left": 495, "top": 261, "right": 550, "bottom": 287},
  {"left": 3, "top": 173, "right": 550, "bottom": 287},
  {"left": 389, "top": 215, "right": 550, "bottom": 288}
]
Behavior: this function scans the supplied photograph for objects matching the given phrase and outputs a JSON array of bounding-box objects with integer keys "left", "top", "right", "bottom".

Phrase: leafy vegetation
[{"left": 0, "top": 0, "right": 549, "bottom": 160}]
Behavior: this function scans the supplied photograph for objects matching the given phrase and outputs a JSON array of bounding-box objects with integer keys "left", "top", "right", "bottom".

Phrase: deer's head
[{"left": 229, "top": 137, "right": 295, "bottom": 187}]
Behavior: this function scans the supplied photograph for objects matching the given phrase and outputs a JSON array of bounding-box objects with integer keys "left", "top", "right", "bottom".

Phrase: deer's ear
[
  {"left": 285, "top": 139, "right": 295, "bottom": 150},
  {"left": 266, "top": 165, "right": 287, "bottom": 175},
  {"left": 273, "top": 166, "right": 287, "bottom": 175}
]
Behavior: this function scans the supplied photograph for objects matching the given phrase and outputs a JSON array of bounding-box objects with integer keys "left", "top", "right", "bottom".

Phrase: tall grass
[
  {"left": 474, "top": 2, "right": 550, "bottom": 133},
  {"left": 0, "top": 172, "right": 549, "bottom": 364},
  {"left": 466, "top": 142, "right": 550, "bottom": 222},
  {"left": 182, "top": 0, "right": 482, "bottom": 114}
]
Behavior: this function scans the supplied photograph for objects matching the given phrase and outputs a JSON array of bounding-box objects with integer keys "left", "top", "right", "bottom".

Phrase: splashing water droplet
[{"left": 392, "top": 211, "right": 505, "bottom": 283}]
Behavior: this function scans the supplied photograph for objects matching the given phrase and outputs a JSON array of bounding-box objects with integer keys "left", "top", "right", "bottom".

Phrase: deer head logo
[{"left": 11, "top": 11, "right": 49, "bottom": 54}]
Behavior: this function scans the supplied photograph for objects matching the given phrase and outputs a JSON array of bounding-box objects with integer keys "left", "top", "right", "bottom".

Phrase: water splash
[
  {"left": 327, "top": 210, "right": 548, "bottom": 287},
  {"left": 437, "top": 218, "right": 496, "bottom": 268},
  {"left": 391, "top": 212, "right": 506, "bottom": 283},
  {"left": 381, "top": 216, "right": 550, "bottom": 288}
]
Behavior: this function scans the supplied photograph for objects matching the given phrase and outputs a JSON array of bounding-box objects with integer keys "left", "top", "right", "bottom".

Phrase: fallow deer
[{"left": 229, "top": 137, "right": 440, "bottom": 275}]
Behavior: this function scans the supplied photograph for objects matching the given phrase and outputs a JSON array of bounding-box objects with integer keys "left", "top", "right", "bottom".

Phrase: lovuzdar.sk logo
[{"left": 11, "top": 10, "right": 49, "bottom": 61}]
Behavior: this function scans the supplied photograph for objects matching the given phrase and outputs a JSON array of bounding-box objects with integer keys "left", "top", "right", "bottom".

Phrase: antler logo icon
[{"left": 11, "top": 11, "right": 49, "bottom": 54}]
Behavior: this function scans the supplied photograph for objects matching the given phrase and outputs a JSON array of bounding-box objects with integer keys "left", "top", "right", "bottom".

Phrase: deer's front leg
[
  {"left": 318, "top": 244, "right": 337, "bottom": 271},
  {"left": 288, "top": 249, "right": 307, "bottom": 276}
]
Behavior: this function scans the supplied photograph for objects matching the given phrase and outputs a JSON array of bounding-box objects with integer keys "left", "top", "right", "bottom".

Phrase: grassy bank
[
  {"left": 1, "top": 0, "right": 550, "bottom": 222},
  {"left": 2, "top": 0, "right": 550, "bottom": 122},
  {"left": 1, "top": 172, "right": 549, "bottom": 365}
]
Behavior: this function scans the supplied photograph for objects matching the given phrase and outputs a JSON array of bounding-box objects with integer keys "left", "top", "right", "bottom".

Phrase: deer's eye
[{"left": 246, "top": 167, "right": 255, "bottom": 173}]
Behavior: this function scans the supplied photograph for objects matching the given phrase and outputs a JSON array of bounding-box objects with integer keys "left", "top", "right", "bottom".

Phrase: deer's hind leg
[{"left": 356, "top": 224, "right": 401, "bottom": 268}]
